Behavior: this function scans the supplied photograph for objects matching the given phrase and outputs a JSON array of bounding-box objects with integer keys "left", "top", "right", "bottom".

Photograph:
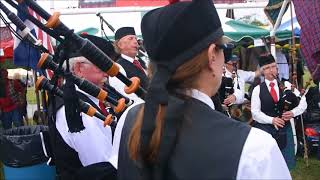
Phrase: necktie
[
  {"left": 99, "top": 101, "right": 109, "bottom": 116},
  {"left": 133, "top": 59, "right": 145, "bottom": 73},
  {"left": 269, "top": 82, "right": 278, "bottom": 103}
]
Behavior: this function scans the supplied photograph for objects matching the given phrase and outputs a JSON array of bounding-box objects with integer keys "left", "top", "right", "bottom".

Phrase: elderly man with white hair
[{"left": 52, "top": 34, "right": 117, "bottom": 180}]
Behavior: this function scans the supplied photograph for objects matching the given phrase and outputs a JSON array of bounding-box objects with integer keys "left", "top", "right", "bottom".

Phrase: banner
[
  {"left": 264, "top": 0, "right": 289, "bottom": 26},
  {"left": 293, "top": 0, "right": 320, "bottom": 81},
  {"left": 13, "top": 1, "right": 40, "bottom": 69}
]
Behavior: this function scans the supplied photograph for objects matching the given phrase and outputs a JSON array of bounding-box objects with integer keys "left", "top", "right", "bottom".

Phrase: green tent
[
  {"left": 223, "top": 19, "right": 292, "bottom": 42},
  {"left": 76, "top": 19, "right": 293, "bottom": 42}
]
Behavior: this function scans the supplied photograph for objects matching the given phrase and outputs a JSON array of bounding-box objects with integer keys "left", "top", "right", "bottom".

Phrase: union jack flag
[
  {"left": 28, "top": 8, "right": 54, "bottom": 78},
  {"left": 14, "top": 1, "right": 54, "bottom": 78}
]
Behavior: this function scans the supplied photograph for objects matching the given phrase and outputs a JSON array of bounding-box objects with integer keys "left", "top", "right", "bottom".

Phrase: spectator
[{"left": 0, "top": 69, "right": 24, "bottom": 129}]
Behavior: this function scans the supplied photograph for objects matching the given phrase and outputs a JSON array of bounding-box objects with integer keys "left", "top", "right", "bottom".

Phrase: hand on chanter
[
  {"left": 282, "top": 111, "right": 294, "bottom": 121},
  {"left": 272, "top": 117, "right": 285, "bottom": 130},
  {"left": 223, "top": 94, "right": 236, "bottom": 106}
]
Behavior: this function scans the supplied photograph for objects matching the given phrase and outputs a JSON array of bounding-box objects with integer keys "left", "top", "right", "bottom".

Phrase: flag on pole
[
  {"left": 29, "top": 9, "right": 54, "bottom": 54},
  {"left": 14, "top": 1, "right": 54, "bottom": 78},
  {"left": 28, "top": 6, "right": 54, "bottom": 78},
  {"left": 13, "top": 1, "right": 40, "bottom": 69},
  {"left": 292, "top": 0, "right": 320, "bottom": 81},
  {"left": 264, "top": 0, "right": 289, "bottom": 26}
]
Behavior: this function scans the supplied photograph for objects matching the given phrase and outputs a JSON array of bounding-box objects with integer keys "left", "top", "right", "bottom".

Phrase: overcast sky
[{"left": 1, "top": 0, "right": 297, "bottom": 34}]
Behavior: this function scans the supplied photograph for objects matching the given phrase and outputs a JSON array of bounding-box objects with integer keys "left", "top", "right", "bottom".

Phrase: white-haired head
[{"left": 63, "top": 56, "right": 92, "bottom": 73}]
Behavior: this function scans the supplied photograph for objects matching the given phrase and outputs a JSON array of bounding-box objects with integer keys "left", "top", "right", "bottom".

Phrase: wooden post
[{"left": 290, "top": 2, "right": 309, "bottom": 167}]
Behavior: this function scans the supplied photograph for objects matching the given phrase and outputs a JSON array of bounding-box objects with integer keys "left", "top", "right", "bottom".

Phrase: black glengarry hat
[
  {"left": 80, "top": 34, "right": 119, "bottom": 60},
  {"left": 140, "top": 0, "right": 224, "bottom": 160},
  {"left": 115, "top": 27, "right": 136, "bottom": 41},
  {"left": 68, "top": 34, "right": 119, "bottom": 60},
  {"left": 259, "top": 54, "right": 275, "bottom": 67}
]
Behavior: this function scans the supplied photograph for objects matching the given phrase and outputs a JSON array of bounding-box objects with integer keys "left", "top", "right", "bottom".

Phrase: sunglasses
[{"left": 217, "top": 43, "right": 234, "bottom": 50}]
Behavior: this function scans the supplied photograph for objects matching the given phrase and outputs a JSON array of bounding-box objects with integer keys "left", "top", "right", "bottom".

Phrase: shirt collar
[
  {"left": 264, "top": 79, "right": 278, "bottom": 87},
  {"left": 225, "top": 69, "right": 232, "bottom": 76},
  {"left": 121, "top": 54, "right": 135, "bottom": 63},
  {"left": 189, "top": 89, "right": 215, "bottom": 110}
]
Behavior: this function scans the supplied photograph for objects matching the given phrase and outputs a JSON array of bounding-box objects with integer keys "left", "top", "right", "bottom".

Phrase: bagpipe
[
  {"left": 37, "top": 53, "right": 130, "bottom": 111},
  {"left": 218, "top": 67, "right": 242, "bottom": 119},
  {"left": 0, "top": 0, "right": 146, "bottom": 132},
  {"left": 274, "top": 74, "right": 300, "bottom": 113},
  {"left": 2, "top": 0, "right": 146, "bottom": 97},
  {"left": 35, "top": 76, "right": 117, "bottom": 128}
]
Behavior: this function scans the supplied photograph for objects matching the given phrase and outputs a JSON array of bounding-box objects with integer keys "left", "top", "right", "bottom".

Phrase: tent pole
[
  {"left": 33, "top": 70, "right": 41, "bottom": 125},
  {"left": 289, "top": 1, "right": 309, "bottom": 167},
  {"left": 270, "top": 0, "right": 291, "bottom": 59}
]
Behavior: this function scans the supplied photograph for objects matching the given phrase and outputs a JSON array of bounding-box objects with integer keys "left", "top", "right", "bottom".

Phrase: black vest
[
  {"left": 48, "top": 96, "right": 83, "bottom": 180},
  {"left": 47, "top": 92, "right": 108, "bottom": 180},
  {"left": 260, "top": 82, "right": 284, "bottom": 118},
  {"left": 118, "top": 96, "right": 251, "bottom": 180},
  {"left": 117, "top": 57, "right": 149, "bottom": 90}
]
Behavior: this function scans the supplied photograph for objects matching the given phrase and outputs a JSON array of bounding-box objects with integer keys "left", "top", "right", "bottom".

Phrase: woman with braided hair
[{"left": 111, "top": 0, "right": 291, "bottom": 179}]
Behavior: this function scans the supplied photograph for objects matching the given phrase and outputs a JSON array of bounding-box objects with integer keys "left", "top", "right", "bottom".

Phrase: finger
[
  {"left": 274, "top": 125, "right": 279, "bottom": 130},
  {"left": 277, "top": 120, "right": 285, "bottom": 126},
  {"left": 279, "top": 120, "right": 285, "bottom": 126},
  {"left": 279, "top": 122, "right": 285, "bottom": 127},
  {"left": 282, "top": 112, "right": 289, "bottom": 115},
  {"left": 275, "top": 121, "right": 283, "bottom": 128},
  {"left": 283, "top": 114, "right": 291, "bottom": 119},
  {"left": 277, "top": 123, "right": 284, "bottom": 128},
  {"left": 283, "top": 117, "right": 289, "bottom": 121},
  {"left": 281, "top": 115, "right": 288, "bottom": 120}
]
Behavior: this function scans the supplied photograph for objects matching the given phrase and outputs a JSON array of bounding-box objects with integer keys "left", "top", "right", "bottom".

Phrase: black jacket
[{"left": 118, "top": 95, "right": 250, "bottom": 180}]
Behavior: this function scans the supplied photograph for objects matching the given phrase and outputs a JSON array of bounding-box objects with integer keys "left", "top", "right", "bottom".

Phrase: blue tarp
[{"left": 278, "top": 17, "right": 300, "bottom": 36}]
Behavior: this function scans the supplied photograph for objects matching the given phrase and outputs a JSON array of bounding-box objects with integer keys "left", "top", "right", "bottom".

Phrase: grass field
[
  {"left": 291, "top": 155, "right": 320, "bottom": 180},
  {"left": 26, "top": 87, "right": 37, "bottom": 105}
]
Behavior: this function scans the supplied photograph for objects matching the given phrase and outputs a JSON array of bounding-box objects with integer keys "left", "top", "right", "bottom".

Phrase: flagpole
[
  {"left": 33, "top": 70, "right": 42, "bottom": 124},
  {"left": 270, "top": 0, "right": 291, "bottom": 59}
]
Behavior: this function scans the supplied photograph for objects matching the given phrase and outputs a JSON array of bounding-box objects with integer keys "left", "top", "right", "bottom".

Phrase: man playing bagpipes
[
  {"left": 47, "top": 35, "right": 119, "bottom": 180},
  {"left": 219, "top": 45, "right": 259, "bottom": 120},
  {"left": 109, "top": 27, "right": 148, "bottom": 103},
  {"left": 112, "top": 27, "right": 149, "bottom": 90},
  {"left": 251, "top": 54, "right": 307, "bottom": 170}
]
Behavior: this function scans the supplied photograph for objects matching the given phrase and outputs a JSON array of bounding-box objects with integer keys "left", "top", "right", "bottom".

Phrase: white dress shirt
[
  {"left": 108, "top": 100, "right": 144, "bottom": 169},
  {"left": 108, "top": 60, "right": 143, "bottom": 103},
  {"left": 55, "top": 89, "right": 113, "bottom": 166},
  {"left": 251, "top": 79, "right": 307, "bottom": 124},
  {"left": 110, "top": 88, "right": 291, "bottom": 179},
  {"left": 120, "top": 54, "right": 135, "bottom": 63},
  {"left": 224, "top": 69, "right": 245, "bottom": 104},
  {"left": 237, "top": 69, "right": 256, "bottom": 85}
]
